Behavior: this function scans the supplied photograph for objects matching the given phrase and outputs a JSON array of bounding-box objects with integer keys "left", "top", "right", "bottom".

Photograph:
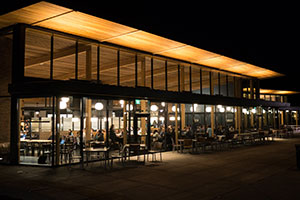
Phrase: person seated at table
[
  {"left": 206, "top": 125, "right": 213, "bottom": 138},
  {"left": 68, "top": 129, "right": 73, "bottom": 136},
  {"left": 185, "top": 126, "right": 193, "bottom": 139},
  {"left": 228, "top": 125, "right": 235, "bottom": 134},
  {"left": 110, "top": 124, "right": 123, "bottom": 144},
  {"left": 60, "top": 136, "right": 66, "bottom": 145},
  {"left": 95, "top": 129, "right": 104, "bottom": 142},
  {"left": 165, "top": 125, "right": 174, "bottom": 151},
  {"left": 151, "top": 130, "right": 161, "bottom": 142},
  {"left": 216, "top": 125, "right": 225, "bottom": 135}
]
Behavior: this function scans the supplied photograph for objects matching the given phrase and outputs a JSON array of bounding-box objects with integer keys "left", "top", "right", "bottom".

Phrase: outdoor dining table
[
  {"left": 20, "top": 139, "right": 52, "bottom": 156},
  {"left": 239, "top": 132, "right": 259, "bottom": 144},
  {"left": 123, "top": 144, "right": 146, "bottom": 162},
  {"left": 83, "top": 147, "right": 110, "bottom": 168}
]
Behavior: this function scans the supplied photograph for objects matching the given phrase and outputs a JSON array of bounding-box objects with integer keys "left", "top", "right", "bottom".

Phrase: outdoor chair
[
  {"left": 171, "top": 137, "right": 181, "bottom": 152},
  {"left": 147, "top": 142, "right": 163, "bottom": 162},
  {"left": 183, "top": 139, "right": 193, "bottom": 153},
  {"left": 196, "top": 137, "right": 207, "bottom": 152}
]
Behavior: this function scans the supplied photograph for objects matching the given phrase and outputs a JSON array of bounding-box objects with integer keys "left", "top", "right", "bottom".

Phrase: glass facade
[
  {"left": 0, "top": 24, "right": 298, "bottom": 167},
  {"left": 24, "top": 27, "right": 244, "bottom": 96}
]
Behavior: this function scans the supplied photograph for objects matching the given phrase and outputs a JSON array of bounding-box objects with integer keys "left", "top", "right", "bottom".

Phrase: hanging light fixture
[
  {"left": 95, "top": 102, "right": 104, "bottom": 110},
  {"left": 60, "top": 101, "right": 67, "bottom": 109},
  {"left": 205, "top": 106, "right": 211, "bottom": 113},
  {"left": 150, "top": 105, "right": 158, "bottom": 112},
  {"left": 61, "top": 97, "right": 69, "bottom": 102}
]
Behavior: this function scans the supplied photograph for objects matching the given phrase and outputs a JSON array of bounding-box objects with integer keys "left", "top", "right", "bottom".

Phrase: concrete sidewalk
[{"left": 1, "top": 138, "right": 300, "bottom": 200}]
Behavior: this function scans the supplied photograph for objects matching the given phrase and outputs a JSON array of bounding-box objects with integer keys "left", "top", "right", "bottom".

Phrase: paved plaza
[{"left": 1, "top": 138, "right": 300, "bottom": 200}]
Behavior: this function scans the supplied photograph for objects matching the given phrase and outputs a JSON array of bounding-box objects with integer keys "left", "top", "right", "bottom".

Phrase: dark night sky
[{"left": 2, "top": 1, "right": 300, "bottom": 104}]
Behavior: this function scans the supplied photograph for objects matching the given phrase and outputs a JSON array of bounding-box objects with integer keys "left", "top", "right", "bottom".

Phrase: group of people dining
[{"left": 50, "top": 123, "right": 237, "bottom": 152}]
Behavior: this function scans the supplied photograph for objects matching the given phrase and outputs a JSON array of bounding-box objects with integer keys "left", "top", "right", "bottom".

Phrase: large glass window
[
  {"left": 202, "top": 70, "right": 210, "bottom": 95},
  {"left": 192, "top": 66, "right": 201, "bottom": 94},
  {"left": 167, "top": 61, "right": 179, "bottom": 92},
  {"left": 220, "top": 74, "right": 227, "bottom": 96},
  {"left": 100, "top": 46, "right": 117, "bottom": 85},
  {"left": 153, "top": 59, "right": 165, "bottom": 90},
  {"left": 19, "top": 97, "right": 54, "bottom": 166},
  {"left": 212, "top": 72, "right": 219, "bottom": 95},
  {"left": 53, "top": 35, "right": 76, "bottom": 80},
  {"left": 228, "top": 76, "right": 235, "bottom": 97},
  {"left": 25, "top": 29, "right": 51, "bottom": 79},
  {"left": 120, "top": 51, "right": 136, "bottom": 87}
]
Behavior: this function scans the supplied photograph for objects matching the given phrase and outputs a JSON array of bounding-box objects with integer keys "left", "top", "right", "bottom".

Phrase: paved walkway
[{"left": 1, "top": 138, "right": 300, "bottom": 200}]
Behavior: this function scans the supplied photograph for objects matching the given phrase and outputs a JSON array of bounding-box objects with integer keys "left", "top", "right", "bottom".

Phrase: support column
[
  {"left": 181, "top": 104, "right": 185, "bottom": 130},
  {"left": 175, "top": 104, "right": 178, "bottom": 145},
  {"left": 85, "top": 47, "right": 92, "bottom": 146},
  {"left": 141, "top": 100, "right": 147, "bottom": 144},
  {"left": 296, "top": 111, "right": 298, "bottom": 126},
  {"left": 123, "top": 101, "right": 127, "bottom": 145},
  {"left": 211, "top": 106, "right": 215, "bottom": 137},
  {"left": 55, "top": 97, "right": 60, "bottom": 165},
  {"left": 85, "top": 99, "right": 92, "bottom": 145},
  {"left": 237, "top": 107, "right": 241, "bottom": 134}
]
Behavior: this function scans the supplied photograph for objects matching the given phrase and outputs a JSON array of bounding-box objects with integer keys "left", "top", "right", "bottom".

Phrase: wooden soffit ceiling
[{"left": 0, "top": 1, "right": 283, "bottom": 79}]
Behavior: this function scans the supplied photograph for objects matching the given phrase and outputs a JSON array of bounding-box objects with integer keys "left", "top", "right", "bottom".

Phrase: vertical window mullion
[
  {"left": 209, "top": 71, "right": 212, "bottom": 95},
  {"left": 151, "top": 57, "right": 154, "bottom": 89},
  {"left": 50, "top": 34, "right": 53, "bottom": 80},
  {"left": 189, "top": 65, "right": 192, "bottom": 92},
  {"left": 165, "top": 60, "right": 168, "bottom": 91},
  {"left": 97, "top": 45, "right": 100, "bottom": 84},
  {"left": 135, "top": 53, "right": 138, "bottom": 87},
  {"left": 178, "top": 64, "right": 181, "bottom": 92},
  {"left": 75, "top": 40, "right": 78, "bottom": 80},
  {"left": 117, "top": 50, "right": 120, "bottom": 86},
  {"left": 226, "top": 75, "right": 229, "bottom": 96},
  {"left": 200, "top": 69, "right": 202, "bottom": 95},
  {"left": 218, "top": 72, "right": 221, "bottom": 95}
]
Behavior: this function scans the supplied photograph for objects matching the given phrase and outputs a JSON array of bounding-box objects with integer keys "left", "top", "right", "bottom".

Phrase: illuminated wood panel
[
  {"left": 159, "top": 45, "right": 217, "bottom": 62},
  {"left": 107, "top": 30, "right": 185, "bottom": 53},
  {"left": 0, "top": 1, "right": 71, "bottom": 28},
  {"left": 36, "top": 11, "right": 137, "bottom": 42}
]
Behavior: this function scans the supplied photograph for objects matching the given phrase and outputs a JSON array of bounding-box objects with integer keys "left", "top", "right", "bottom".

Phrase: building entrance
[{"left": 133, "top": 113, "right": 151, "bottom": 150}]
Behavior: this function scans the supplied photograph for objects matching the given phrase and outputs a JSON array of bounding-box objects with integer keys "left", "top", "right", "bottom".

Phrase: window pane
[
  {"left": 192, "top": 66, "right": 201, "bottom": 94},
  {"left": 212, "top": 72, "right": 219, "bottom": 95},
  {"left": 91, "top": 45, "right": 98, "bottom": 81},
  {"left": 100, "top": 46, "right": 117, "bottom": 85},
  {"left": 167, "top": 61, "right": 178, "bottom": 92},
  {"left": 202, "top": 70, "right": 210, "bottom": 95},
  {"left": 153, "top": 59, "right": 165, "bottom": 90},
  {"left": 220, "top": 74, "right": 227, "bottom": 96},
  {"left": 53, "top": 36, "right": 76, "bottom": 80},
  {"left": 19, "top": 97, "right": 53, "bottom": 166},
  {"left": 228, "top": 76, "right": 235, "bottom": 97},
  {"left": 25, "top": 29, "right": 51, "bottom": 79},
  {"left": 120, "top": 51, "right": 135, "bottom": 87},
  {"left": 183, "top": 65, "right": 190, "bottom": 92},
  {"left": 77, "top": 41, "right": 87, "bottom": 80}
]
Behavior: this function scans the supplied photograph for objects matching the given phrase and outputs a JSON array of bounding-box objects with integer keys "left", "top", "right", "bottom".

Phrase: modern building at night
[{"left": 0, "top": 1, "right": 299, "bottom": 166}]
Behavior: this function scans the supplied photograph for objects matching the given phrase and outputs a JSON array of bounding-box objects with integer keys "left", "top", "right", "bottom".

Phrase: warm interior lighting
[
  {"left": 61, "top": 97, "right": 69, "bottom": 102},
  {"left": 95, "top": 102, "right": 104, "bottom": 110},
  {"left": 206, "top": 106, "right": 211, "bottom": 113},
  {"left": 59, "top": 101, "right": 67, "bottom": 109},
  {"left": 243, "top": 88, "right": 300, "bottom": 95},
  {"left": 150, "top": 105, "right": 158, "bottom": 112}
]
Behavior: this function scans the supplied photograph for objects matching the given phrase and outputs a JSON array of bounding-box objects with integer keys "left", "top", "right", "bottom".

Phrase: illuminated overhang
[
  {"left": 243, "top": 88, "right": 300, "bottom": 95},
  {"left": 0, "top": 1, "right": 283, "bottom": 79}
]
